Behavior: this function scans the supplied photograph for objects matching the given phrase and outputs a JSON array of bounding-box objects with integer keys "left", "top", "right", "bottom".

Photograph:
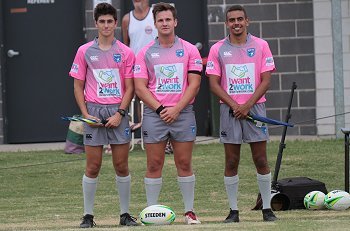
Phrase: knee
[
  {"left": 225, "top": 159, "right": 238, "bottom": 170},
  {"left": 86, "top": 163, "right": 101, "bottom": 178},
  {"left": 114, "top": 161, "right": 129, "bottom": 176},
  {"left": 176, "top": 158, "right": 192, "bottom": 173},
  {"left": 147, "top": 159, "right": 163, "bottom": 174},
  {"left": 253, "top": 155, "right": 268, "bottom": 170}
]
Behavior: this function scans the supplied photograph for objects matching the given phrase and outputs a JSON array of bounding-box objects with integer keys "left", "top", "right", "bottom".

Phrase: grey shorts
[
  {"left": 142, "top": 105, "right": 197, "bottom": 143},
  {"left": 84, "top": 102, "right": 131, "bottom": 146},
  {"left": 219, "top": 103, "right": 269, "bottom": 144}
]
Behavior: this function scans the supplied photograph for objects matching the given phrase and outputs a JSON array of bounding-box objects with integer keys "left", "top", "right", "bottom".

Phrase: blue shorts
[
  {"left": 142, "top": 105, "right": 197, "bottom": 143},
  {"left": 219, "top": 103, "right": 269, "bottom": 144},
  {"left": 84, "top": 102, "right": 131, "bottom": 146}
]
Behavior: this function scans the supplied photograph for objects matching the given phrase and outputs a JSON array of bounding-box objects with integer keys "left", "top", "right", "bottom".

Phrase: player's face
[
  {"left": 95, "top": 14, "right": 117, "bottom": 38},
  {"left": 226, "top": 10, "right": 249, "bottom": 37},
  {"left": 154, "top": 10, "right": 177, "bottom": 37}
]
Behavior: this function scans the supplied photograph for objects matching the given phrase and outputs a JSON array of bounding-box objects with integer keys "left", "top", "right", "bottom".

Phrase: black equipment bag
[{"left": 274, "top": 177, "right": 328, "bottom": 210}]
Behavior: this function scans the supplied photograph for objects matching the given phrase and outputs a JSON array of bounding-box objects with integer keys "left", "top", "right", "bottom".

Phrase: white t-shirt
[{"left": 128, "top": 7, "right": 158, "bottom": 55}]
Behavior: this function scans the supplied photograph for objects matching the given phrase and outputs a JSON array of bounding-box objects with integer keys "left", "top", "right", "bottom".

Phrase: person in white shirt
[{"left": 121, "top": 0, "right": 158, "bottom": 133}]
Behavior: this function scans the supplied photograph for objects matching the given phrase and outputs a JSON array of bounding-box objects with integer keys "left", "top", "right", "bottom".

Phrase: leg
[
  {"left": 250, "top": 141, "right": 271, "bottom": 209},
  {"left": 172, "top": 140, "right": 193, "bottom": 177},
  {"left": 172, "top": 141, "right": 200, "bottom": 224},
  {"left": 80, "top": 145, "right": 103, "bottom": 228},
  {"left": 144, "top": 141, "right": 167, "bottom": 206},
  {"left": 110, "top": 143, "right": 131, "bottom": 213},
  {"left": 250, "top": 141, "right": 269, "bottom": 174},
  {"left": 224, "top": 143, "right": 241, "bottom": 176},
  {"left": 223, "top": 143, "right": 241, "bottom": 223},
  {"left": 110, "top": 143, "right": 138, "bottom": 226},
  {"left": 250, "top": 142, "right": 277, "bottom": 221}
]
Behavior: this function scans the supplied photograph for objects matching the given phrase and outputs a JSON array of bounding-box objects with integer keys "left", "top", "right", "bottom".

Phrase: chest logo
[
  {"left": 176, "top": 49, "right": 184, "bottom": 57},
  {"left": 113, "top": 54, "right": 121, "bottom": 63},
  {"left": 247, "top": 48, "right": 255, "bottom": 57}
]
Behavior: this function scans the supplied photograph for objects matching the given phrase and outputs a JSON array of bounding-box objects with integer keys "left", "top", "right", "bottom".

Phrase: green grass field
[{"left": 0, "top": 139, "right": 349, "bottom": 230}]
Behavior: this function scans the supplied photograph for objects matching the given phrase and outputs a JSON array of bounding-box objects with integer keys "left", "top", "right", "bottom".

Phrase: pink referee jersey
[
  {"left": 206, "top": 34, "right": 275, "bottom": 104},
  {"left": 69, "top": 38, "right": 135, "bottom": 104},
  {"left": 133, "top": 36, "right": 203, "bottom": 106}
]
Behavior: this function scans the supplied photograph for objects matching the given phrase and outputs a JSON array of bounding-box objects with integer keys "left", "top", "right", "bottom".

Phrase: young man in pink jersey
[
  {"left": 133, "top": 2, "right": 202, "bottom": 225},
  {"left": 69, "top": 3, "right": 138, "bottom": 228},
  {"left": 206, "top": 5, "right": 278, "bottom": 222}
]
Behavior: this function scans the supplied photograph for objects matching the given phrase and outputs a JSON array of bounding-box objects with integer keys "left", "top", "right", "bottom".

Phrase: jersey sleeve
[
  {"left": 261, "top": 41, "right": 275, "bottom": 73},
  {"left": 124, "top": 48, "right": 136, "bottom": 79},
  {"left": 205, "top": 43, "right": 221, "bottom": 77},
  {"left": 133, "top": 47, "right": 148, "bottom": 79},
  {"left": 69, "top": 46, "right": 87, "bottom": 80},
  {"left": 187, "top": 44, "right": 203, "bottom": 72}
]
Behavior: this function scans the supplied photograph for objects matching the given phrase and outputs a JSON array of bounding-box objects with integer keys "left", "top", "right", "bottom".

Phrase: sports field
[{"left": 0, "top": 139, "right": 349, "bottom": 230}]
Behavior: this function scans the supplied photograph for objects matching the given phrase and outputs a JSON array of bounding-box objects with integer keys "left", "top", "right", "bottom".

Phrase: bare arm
[
  {"left": 208, "top": 74, "right": 239, "bottom": 111},
  {"left": 134, "top": 78, "right": 161, "bottom": 110},
  {"left": 73, "top": 79, "right": 102, "bottom": 126},
  {"left": 73, "top": 79, "right": 89, "bottom": 118},
  {"left": 121, "top": 13, "right": 130, "bottom": 46}
]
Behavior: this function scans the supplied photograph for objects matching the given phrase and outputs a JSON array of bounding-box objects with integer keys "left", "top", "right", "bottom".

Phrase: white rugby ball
[
  {"left": 324, "top": 190, "right": 350, "bottom": 210},
  {"left": 139, "top": 205, "right": 176, "bottom": 225},
  {"left": 303, "top": 191, "right": 326, "bottom": 210}
]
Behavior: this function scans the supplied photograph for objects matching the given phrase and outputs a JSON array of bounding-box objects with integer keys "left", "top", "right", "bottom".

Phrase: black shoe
[
  {"left": 80, "top": 214, "right": 96, "bottom": 228},
  {"left": 120, "top": 213, "right": 139, "bottom": 226},
  {"left": 224, "top": 209, "right": 239, "bottom": 223},
  {"left": 262, "top": 209, "right": 278, "bottom": 222}
]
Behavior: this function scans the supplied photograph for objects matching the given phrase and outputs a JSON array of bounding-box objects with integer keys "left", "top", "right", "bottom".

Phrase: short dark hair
[
  {"left": 226, "top": 5, "right": 247, "bottom": 21},
  {"left": 94, "top": 3, "right": 117, "bottom": 22},
  {"left": 152, "top": 2, "right": 177, "bottom": 21}
]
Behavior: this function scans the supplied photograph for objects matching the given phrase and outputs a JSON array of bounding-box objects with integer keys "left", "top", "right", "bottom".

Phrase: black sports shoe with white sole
[
  {"left": 120, "top": 213, "right": 139, "bottom": 226},
  {"left": 80, "top": 214, "right": 96, "bottom": 228},
  {"left": 262, "top": 208, "right": 278, "bottom": 221},
  {"left": 224, "top": 209, "right": 239, "bottom": 223}
]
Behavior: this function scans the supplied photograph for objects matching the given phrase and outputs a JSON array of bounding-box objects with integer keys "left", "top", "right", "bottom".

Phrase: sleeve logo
[
  {"left": 133, "top": 65, "right": 141, "bottom": 73},
  {"left": 266, "top": 57, "right": 274, "bottom": 66},
  {"left": 71, "top": 63, "right": 79, "bottom": 73},
  {"left": 206, "top": 61, "right": 214, "bottom": 70}
]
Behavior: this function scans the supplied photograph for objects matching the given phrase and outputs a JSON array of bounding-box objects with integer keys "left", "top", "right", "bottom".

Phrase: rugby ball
[
  {"left": 139, "top": 205, "right": 176, "bottom": 225},
  {"left": 324, "top": 190, "right": 350, "bottom": 210},
  {"left": 303, "top": 191, "right": 326, "bottom": 210}
]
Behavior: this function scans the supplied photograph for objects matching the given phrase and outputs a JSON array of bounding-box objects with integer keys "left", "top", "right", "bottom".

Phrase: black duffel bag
[{"left": 270, "top": 177, "right": 328, "bottom": 210}]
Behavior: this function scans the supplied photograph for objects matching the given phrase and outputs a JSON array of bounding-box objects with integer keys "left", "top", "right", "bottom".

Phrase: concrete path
[
  {"left": 0, "top": 137, "right": 220, "bottom": 152},
  {"left": 0, "top": 136, "right": 327, "bottom": 152}
]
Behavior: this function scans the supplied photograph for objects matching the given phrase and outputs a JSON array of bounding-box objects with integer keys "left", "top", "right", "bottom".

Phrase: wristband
[
  {"left": 156, "top": 105, "right": 165, "bottom": 115},
  {"left": 117, "top": 108, "right": 126, "bottom": 117}
]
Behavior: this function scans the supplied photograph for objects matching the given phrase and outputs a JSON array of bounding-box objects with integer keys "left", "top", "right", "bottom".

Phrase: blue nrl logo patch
[
  {"left": 113, "top": 54, "right": 122, "bottom": 63},
  {"left": 176, "top": 49, "right": 184, "bottom": 57},
  {"left": 247, "top": 48, "right": 255, "bottom": 57}
]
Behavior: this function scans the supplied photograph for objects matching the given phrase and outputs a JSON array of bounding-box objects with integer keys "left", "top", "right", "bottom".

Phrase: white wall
[{"left": 314, "top": 0, "right": 350, "bottom": 135}]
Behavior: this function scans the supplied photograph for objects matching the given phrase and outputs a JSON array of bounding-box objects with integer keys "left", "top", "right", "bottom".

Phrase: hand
[
  {"left": 104, "top": 114, "right": 122, "bottom": 128},
  {"left": 159, "top": 106, "right": 180, "bottom": 124},
  {"left": 232, "top": 104, "right": 251, "bottom": 120}
]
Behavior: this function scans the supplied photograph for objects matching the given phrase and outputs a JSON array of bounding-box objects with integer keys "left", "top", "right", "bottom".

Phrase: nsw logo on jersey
[
  {"left": 195, "top": 59, "right": 203, "bottom": 67},
  {"left": 206, "top": 61, "right": 214, "bottom": 70},
  {"left": 113, "top": 54, "right": 122, "bottom": 63},
  {"left": 247, "top": 48, "right": 255, "bottom": 57},
  {"left": 266, "top": 57, "right": 274, "bottom": 66},
  {"left": 133, "top": 65, "right": 141, "bottom": 73},
  {"left": 71, "top": 63, "right": 79, "bottom": 73},
  {"left": 176, "top": 49, "right": 184, "bottom": 57}
]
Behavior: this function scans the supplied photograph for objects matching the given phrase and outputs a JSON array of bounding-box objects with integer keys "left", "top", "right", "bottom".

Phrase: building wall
[
  {"left": 314, "top": 0, "right": 350, "bottom": 136},
  {"left": 0, "top": 0, "right": 347, "bottom": 143},
  {"left": 208, "top": 0, "right": 316, "bottom": 136}
]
